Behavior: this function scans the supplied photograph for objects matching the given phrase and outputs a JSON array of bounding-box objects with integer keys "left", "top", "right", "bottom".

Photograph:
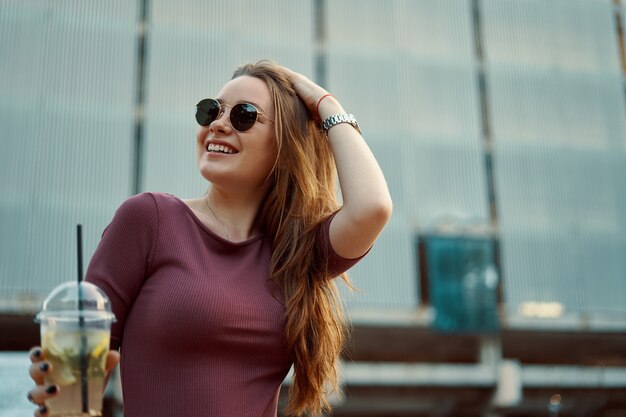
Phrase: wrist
[
  {"left": 317, "top": 95, "right": 344, "bottom": 120},
  {"left": 322, "top": 113, "right": 361, "bottom": 135}
]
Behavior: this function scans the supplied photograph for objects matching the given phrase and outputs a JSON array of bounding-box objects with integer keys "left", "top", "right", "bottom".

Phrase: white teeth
[{"left": 207, "top": 143, "right": 236, "bottom": 154}]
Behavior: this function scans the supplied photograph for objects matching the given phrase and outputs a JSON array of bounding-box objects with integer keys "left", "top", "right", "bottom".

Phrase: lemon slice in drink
[
  {"left": 43, "top": 330, "right": 80, "bottom": 356},
  {"left": 90, "top": 332, "right": 109, "bottom": 359},
  {"left": 43, "top": 331, "right": 79, "bottom": 386},
  {"left": 49, "top": 362, "right": 77, "bottom": 386}
]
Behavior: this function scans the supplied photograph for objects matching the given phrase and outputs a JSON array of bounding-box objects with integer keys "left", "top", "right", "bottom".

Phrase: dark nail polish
[
  {"left": 39, "top": 362, "right": 49, "bottom": 372},
  {"left": 45, "top": 385, "right": 57, "bottom": 394},
  {"left": 39, "top": 405, "right": 48, "bottom": 414}
]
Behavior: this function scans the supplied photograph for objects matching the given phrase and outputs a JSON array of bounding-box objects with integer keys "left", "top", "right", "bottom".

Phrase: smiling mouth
[{"left": 207, "top": 143, "right": 238, "bottom": 154}]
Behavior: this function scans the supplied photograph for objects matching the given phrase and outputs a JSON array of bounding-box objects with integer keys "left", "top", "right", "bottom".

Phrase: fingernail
[
  {"left": 45, "top": 385, "right": 57, "bottom": 394},
  {"left": 33, "top": 348, "right": 42, "bottom": 358},
  {"left": 39, "top": 405, "right": 48, "bottom": 414},
  {"left": 39, "top": 362, "right": 49, "bottom": 372}
]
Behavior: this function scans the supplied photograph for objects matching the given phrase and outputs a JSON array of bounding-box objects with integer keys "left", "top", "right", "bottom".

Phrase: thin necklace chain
[{"left": 204, "top": 195, "right": 230, "bottom": 240}]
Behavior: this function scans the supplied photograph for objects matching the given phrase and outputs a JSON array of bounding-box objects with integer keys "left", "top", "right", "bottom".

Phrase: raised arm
[{"left": 284, "top": 68, "right": 392, "bottom": 259}]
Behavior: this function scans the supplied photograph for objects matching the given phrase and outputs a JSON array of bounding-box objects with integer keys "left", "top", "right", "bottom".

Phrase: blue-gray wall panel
[
  {"left": 326, "top": 0, "right": 485, "bottom": 310},
  {"left": 0, "top": 1, "right": 138, "bottom": 309},
  {"left": 484, "top": 0, "right": 626, "bottom": 319}
]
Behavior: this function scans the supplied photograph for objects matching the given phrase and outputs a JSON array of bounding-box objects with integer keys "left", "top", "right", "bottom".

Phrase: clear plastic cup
[{"left": 35, "top": 281, "right": 116, "bottom": 417}]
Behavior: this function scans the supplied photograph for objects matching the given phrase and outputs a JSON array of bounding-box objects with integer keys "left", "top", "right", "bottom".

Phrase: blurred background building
[{"left": 1, "top": 0, "right": 626, "bottom": 416}]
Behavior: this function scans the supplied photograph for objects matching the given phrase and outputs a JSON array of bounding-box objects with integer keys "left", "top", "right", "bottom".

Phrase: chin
[{"left": 198, "top": 165, "right": 232, "bottom": 186}]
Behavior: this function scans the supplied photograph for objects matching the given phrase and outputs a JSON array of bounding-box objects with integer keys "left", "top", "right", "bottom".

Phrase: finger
[
  {"left": 34, "top": 404, "right": 49, "bottom": 417},
  {"left": 29, "top": 361, "right": 53, "bottom": 385},
  {"left": 105, "top": 350, "right": 120, "bottom": 373},
  {"left": 29, "top": 347, "right": 44, "bottom": 363},
  {"left": 280, "top": 66, "right": 313, "bottom": 89},
  {"left": 27, "top": 384, "right": 59, "bottom": 406},
  {"left": 280, "top": 65, "right": 298, "bottom": 78}
]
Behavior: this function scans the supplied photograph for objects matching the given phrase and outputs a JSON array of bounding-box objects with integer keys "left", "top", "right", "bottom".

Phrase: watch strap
[{"left": 321, "top": 113, "right": 361, "bottom": 134}]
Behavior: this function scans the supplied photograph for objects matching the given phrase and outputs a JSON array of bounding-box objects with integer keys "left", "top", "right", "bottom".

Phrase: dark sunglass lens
[
  {"left": 195, "top": 99, "right": 220, "bottom": 126},
  {"left": 231, "top": 103, "right": 258, "bottom": 131}
]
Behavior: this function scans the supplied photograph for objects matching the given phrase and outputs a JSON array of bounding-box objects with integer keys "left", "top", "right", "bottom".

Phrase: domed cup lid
[{"left": 36, "top": 281, "right": 116, "bottom": 323}]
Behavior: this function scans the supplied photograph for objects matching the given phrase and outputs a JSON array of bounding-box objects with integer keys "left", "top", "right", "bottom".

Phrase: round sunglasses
[{"left": 195, "top": 98, "right": 273, "bottom": 132}]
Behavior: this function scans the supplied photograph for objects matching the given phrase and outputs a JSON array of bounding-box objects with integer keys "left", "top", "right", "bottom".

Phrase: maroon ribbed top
[{"left": 85, "top": 192, "right": 364, "bottom": 417}]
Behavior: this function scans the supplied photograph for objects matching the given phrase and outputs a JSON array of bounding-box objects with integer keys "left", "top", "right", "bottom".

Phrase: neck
[{"left": 206, "top": 185, "right": 267, "bottom": 241}]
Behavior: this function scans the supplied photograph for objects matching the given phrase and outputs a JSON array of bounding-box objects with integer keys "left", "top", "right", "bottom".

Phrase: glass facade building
[{"left": 2, "top": 0, "right": 624, "bottom": 327}]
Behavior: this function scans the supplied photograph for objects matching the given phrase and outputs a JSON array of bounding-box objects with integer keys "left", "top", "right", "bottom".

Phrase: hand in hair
[{"left": 281, "top": 66, "right": 341, "bottom": 121}]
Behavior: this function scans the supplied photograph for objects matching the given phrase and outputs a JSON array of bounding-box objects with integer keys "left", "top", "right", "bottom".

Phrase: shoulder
[
  {"left": 112, "top": 192, "right": 176, "bottom": 227},
  {"left": 112, "top": 192, "right": 196, "bottom": 235},
  {"left": 115, "top": 192, "right": 158, "bottom": 216},
  {"left": 101, "top": 193, "right": 162, "bottom": 245},
  {"left": 117, "top": 192, "right": 181, "bottom": 215}
]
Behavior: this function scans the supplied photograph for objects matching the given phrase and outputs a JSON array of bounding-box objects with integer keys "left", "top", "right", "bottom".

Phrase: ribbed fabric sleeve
[
  {"left": 86, "top": 192, "right": 159, "bottom": 350},
  {"left": 85, "top": 192, "right": 365, "bottom": 417},
  {"left": 316, "top": 210, "right": 371, "bottom": 277}
]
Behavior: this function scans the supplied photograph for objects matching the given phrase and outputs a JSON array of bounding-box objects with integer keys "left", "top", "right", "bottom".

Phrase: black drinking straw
[{"left": 77, "top": 224, "right": 89, "bottom": 414}]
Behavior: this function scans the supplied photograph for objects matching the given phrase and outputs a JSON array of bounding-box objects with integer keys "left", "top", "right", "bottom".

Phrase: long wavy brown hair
[{"left": 232, "top": 60, "right": 350, "bottom": 416}]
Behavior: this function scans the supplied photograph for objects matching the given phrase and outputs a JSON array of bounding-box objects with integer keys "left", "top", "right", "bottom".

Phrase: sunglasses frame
[{"left": 195, "top": 98, "right": 273, "bottom": 132}]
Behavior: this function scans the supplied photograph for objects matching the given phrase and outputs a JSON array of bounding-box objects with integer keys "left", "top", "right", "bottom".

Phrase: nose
[{"left": 209, "top": 106, "right": 232, "bottom": 134}]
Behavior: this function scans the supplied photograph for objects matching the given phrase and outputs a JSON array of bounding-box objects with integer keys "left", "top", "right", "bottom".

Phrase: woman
[{"left": 27, "top": 60, "right": 392, "bottom": 417}]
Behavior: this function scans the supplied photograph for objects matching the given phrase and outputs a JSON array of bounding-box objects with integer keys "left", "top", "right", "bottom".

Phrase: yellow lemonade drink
[
  {"left": 36, "top": 281, "right": 116, "bottom": 417},
  {"left": 41, "top": 328, "right": 110, "bottom": 416}
]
